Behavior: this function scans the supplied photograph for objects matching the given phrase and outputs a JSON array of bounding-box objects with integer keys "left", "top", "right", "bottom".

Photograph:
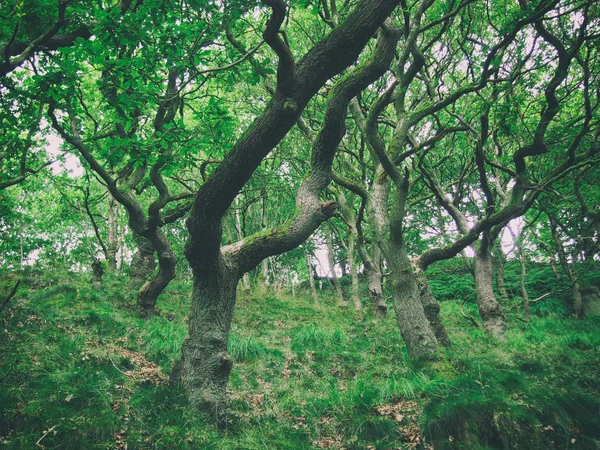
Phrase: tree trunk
[
  {"left": 493, "top": 251, "right": 509, "bottom": 301},
  {"left": 129, "top": 234, "right": 155, "bottom": 290},
  {"left": 137, "top": 230, "right": 176, "bottom": 317},
  {"left": 305, "top": 251, "right": 319, "bottom": 302},
  {"left": 417, "top": 273, "right": 451, "bottom": 348},
  {"left": 179, "top": 258, "right": 237, "bottom": 423},
  {"left": 519, "top": 250, "right": 530, "bottom": 320},
  {"left": 473, "top": 245, "right": 506, "bottom": 336},
  {"left": 387, "top": 185, "right": 439, "bottom": 360},
  {"left": 106, "top": 196, "right": 119, "bottom": 272},
  {"left": 348, "top": 231, "right": 361, "bottom": 310},
  {"left": 325, "top": 224, "right": 345, "bottom": 306}
]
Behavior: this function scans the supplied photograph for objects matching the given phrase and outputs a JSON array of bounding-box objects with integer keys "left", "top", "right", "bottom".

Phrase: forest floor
[{"left": 1, "top": 269, "right": 599, "bottom": 449}]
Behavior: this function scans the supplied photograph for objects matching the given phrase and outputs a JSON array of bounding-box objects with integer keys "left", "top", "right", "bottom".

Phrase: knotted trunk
[
  {"left": 474, "top": 247, "right": 506, "bottom": 336},
  {"left": 417, "top": 273, "right": 451, "bottom": 348},
  {"left": 129, "top": 235, "right": 155, "bottom": 290},
  {"left": 179, "top": 258, "right": 237, "bottom": 422}
]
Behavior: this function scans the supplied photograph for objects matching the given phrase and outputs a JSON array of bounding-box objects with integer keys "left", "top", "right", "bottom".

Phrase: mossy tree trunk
[
  {"left": 473, "top": 241, "right": 506, "bottom": 336},
  {"left": 180, "top": 9, "right": 400, "bottom": 420}
]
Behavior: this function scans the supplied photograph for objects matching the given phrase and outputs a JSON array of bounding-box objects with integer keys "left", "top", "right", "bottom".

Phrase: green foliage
[{"left": 2, "top": 270, "right": 599, "bottom": 449}]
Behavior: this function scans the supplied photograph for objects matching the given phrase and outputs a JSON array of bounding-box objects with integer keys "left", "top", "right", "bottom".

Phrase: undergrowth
[{"left": 0, "top": 268, "right": 599, "bottom": 449}]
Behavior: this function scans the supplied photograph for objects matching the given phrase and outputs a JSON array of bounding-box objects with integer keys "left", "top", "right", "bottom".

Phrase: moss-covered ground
[{"left": 1, "top": 266, "right": 599, "bottom": 449}]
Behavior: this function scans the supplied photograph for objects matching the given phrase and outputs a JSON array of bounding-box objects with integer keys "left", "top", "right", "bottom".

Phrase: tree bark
[
  {"left": 180, "top": 9, "right": 400, "bottom": 419},
  {"left": 386, "top": 182, "right": 439, "bottom": 360},
  {"left": 417, "top": 273, "right": 451, "bottom": 348},
  {"left": 473, "top": 244, "right": 506, "bottom": 336},
  {"left": 129, "top": 234, "right": 155, "bottom": 290},
  {"left": 179, "top": 257, "right": 237, "bottom": 423},
  {"left": 106, "top": 196, "right": 119, "bottom": 272},
  {"left": 137, "top": 229, "right": 176, "bottom": 317}
]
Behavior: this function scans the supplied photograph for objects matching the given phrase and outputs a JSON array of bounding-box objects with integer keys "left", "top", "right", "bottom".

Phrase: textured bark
[
  {"left": 181, "top": 10, "right": 400, "bottom": 418},
  {"left": 474, "top": 246, "right": 506, "bottom": 336},
  {"left": 180, "top": 258, "right": 237, "bottom": 423},
  {"left": 106, "top": 197, "right": 119, "bottom": 272},
  {"left": 417, "top": 273, "right": 451, "bottom": 348},
  {"left": 348, "top": 232, "right": 361, "bottom": 310},
  {"left": 387, "top": 185, "right": 439, "bottom": 360},
  {"left": 129, "top": 235, "right": 156, "bottom": 290}
]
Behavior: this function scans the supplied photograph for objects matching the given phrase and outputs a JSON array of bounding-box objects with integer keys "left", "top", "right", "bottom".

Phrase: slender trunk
[
  {"left": 519, "top": 251, "right": 530, "bottom": 320},
  {"left": 348, "top": 231, "right": 361, "bottom": 310},
  {"left": 129, "top": 234, "right": 155, "bottom": 290},
  {"left": 305, "top": 251, "right": 318, "bottom": 302},
  {"left": 261, "top": 258, "right": 269, "bottom": 289},
  {"left": 106, "top": 197, "right": 119, "bottom": 272},
  {"left": 473, "top": 245, "right": 506, "bottom": 336},
  {"left": 386, "top": 185, "right": 438, "bottom": 360},
  {"left": 417, "top": 273, "right": 451, "bottom": 348},
  {"left": 550, "top": 218, "right": 583, "bottom": 317},
  {"left": 179, "top": 258, "right": 237, "bottom": 423},
  {"left": 362, "top": 167, "right": 390, "bottom": 318},
  {"left": 493, "top": 251, "right": 509, "bottom": 301},
  {"left": 137, "top": 229, "right": 176, "bottom": 317},
  {"left": 325, "top": 225, "right": 344, "bottom": 306}
]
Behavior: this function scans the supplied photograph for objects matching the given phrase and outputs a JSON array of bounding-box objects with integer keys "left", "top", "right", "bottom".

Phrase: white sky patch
[{"left": 46, "top": 132, "right": 84, "bottom": 177}]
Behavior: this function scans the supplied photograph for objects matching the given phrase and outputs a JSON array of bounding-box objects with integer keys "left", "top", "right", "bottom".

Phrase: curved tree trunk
[
  {"left": 137, "top": 230, "right": 177, "bottom": 317},
  {"left": 473, "top": 244, "right": 506, "bottom": 336},
  {"left": 129, "top": 234, "right": 156, "bottom": 290}
]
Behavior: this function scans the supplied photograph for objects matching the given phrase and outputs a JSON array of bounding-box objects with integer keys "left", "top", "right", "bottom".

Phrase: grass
[{"left": 0, "top": 268, "right": 599, "bottom": 449}]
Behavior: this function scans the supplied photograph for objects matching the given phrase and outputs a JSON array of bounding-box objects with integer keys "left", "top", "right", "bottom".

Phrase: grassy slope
[{"left": 1, "top": 270, "right": 599, "bottom": 449}]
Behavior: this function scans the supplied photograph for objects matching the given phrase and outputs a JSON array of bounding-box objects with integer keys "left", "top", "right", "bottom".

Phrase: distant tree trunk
[
  {"left": 106, "top": 197, "right": 119, "bottom": 272},
  {"left": 493, "top": 251, "right": 509, "bottom": 301},
  {"left": 336, "top": 189, "right": 361, "bottom": 310},
  {"left": 305, "top": 251, "right": 318, "bottom": 302},
  {"left": 518, "top": 248, "right": 530, "bottom": 320},
  {"left": 473, "top": 241, "right": 506, "bottom": 336},
  {"left": 325, "top": 224, "right": 345, "bottom": 306},
  {"left": 137, "top": 230, "right": 176, "bottom": 317},
  {"left": 91, "top": 258, "right": 104, "bottom": 288},
  {"left": 348, "top": 232, "right": 361, "bottom": 310},
  {"left": 129, "top": 234, "right": 155, "bottom": 290},
  {"left": 550, "top": 216, "right": 584, "bottom": 318}
]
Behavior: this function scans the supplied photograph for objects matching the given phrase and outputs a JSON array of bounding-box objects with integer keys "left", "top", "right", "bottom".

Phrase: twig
[
  {"left": 36, "top": 425, "right": 57, "bottom": 448},
  {"left": 107, "top": 351, "right": 132, "bottom": 377},
  {"left": 460, "top": 297, "right": 480, "bottom": 327},
  {"left": 0, "top": 279, "right": 20, "bottom": 313}
]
